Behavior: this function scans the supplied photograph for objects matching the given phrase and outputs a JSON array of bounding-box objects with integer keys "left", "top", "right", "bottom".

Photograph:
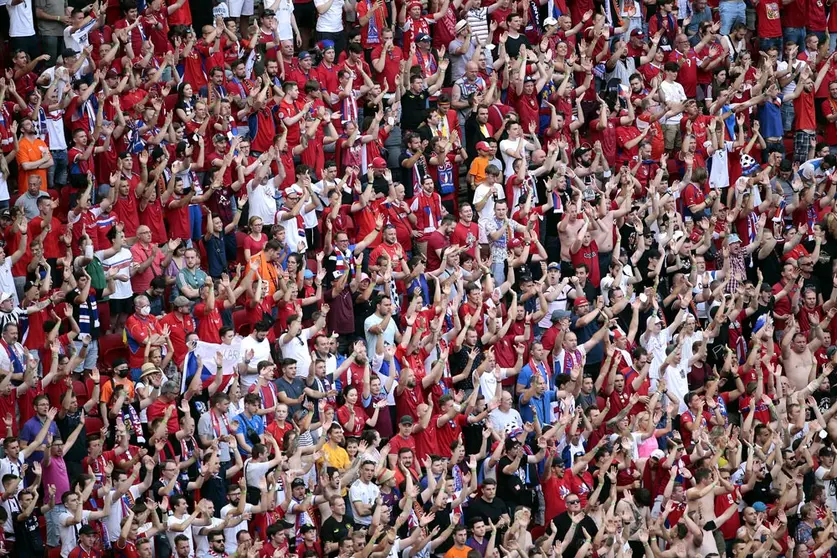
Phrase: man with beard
[
  {"left": 220, "top": 475, "right": 269, "bottom": 554},
  {"left": 465, "top": 105, "right": 494, "bottom": 164},
  {"left": 17, "top": 117, "right": 53, "bottom": 195}
]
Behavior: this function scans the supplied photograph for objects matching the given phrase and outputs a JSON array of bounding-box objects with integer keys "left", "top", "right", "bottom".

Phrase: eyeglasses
[{"left": 566, "top": 499, "right": 580, "bottom": 505}]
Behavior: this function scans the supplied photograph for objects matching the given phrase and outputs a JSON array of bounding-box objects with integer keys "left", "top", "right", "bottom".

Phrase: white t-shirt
[
  {"left": 349, "top": 479, "right": 380, "bottom": 526},
  {"left": 473, "top": 182, "right": 503, "bottom": 222},
  {"left": 478, "top": 368, "right": 509, "bottom": 401},
  {"left": 247, "top": 177, "right": 278, "bottom": 226},
  {"left": 279, "top": 328, "right": 312, "bottom": 378},
  {"left": 0, "top": 169, "right": 8, "bottom": 202},
  {"left": 1, "top": 495, "right": 20, "bottom": 540},
  {"left": 815, "top": 466, "right": 837, "bottom": 511},
  {"left": 244, "top": 458, "right": 273, "bottom": 488},
  {"left": 274, "top": 0, "right": 295, "bottom": 40},
  {"left": 0, "top": 259, "right": 17, "bottom": 306},
  {"left": 167, "top": 514, "right": 196, "bottom": 557},
  {"left": 499, "top": 137, "right": 533, "bottom": 178},
  {"left": 96, "top": 247, "right": 133, "bottom": 300},
  {"left": 708, "top": 141, "right": 733, "bottom": 190},
  {"left": 8, "top": 0, "right": 35, "bottom": 37},
  {"left": 659, "top": 81, "right": 686, "bottom": 124},
  {"left": 105, "top": 485, "right": 143, "bottom": 542},
  {"left": 488, "top": 407, "right": 522, "bottom": 434},
  {"left": 314, "top": 0, "right": 345, "bottom": 32},
  {"left": 277, "top": 206, "right": 307, "bottom": 252},
  {"left": 240, "top": 335, "right": 272, "bottom": 391},
  {"left": 221, "top": 503, "right": 255, "bottom": 554},
  {"left": 43, "top": 108, "right": 68, "bottom": 151},
  {"left": 60, "top": 509, "right": 92, "bottom": 558},
  {"left": 193, "top": 516, "right": 225, "bottom": 557},
  {"left": 364, "top": 314, "right": 397, "bottom": 360}
]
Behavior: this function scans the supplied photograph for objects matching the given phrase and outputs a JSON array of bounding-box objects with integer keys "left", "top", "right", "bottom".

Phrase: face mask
[
  {"left": 140, "top": 306, "right": 151, "bottom": 317},
  {"left": 117, "top": 369, "right": 130, "bottom": 378}
]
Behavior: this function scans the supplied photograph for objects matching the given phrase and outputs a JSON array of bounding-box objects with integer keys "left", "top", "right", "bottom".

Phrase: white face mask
[{"left": 140, "top": 306, "right": 151, "bottom": 317}]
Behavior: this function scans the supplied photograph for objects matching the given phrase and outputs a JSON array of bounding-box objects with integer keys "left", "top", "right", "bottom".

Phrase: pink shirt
[{"left": 42, "top": 455, "right": 71, "bottom": 502}]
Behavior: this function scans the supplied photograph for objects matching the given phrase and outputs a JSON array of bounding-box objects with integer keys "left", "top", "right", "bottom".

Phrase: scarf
[
  {"left": 528, "top": 358, "right": 552, "bottom": 389},
  {"left": 210, "top": 409, "right": 230, "bottom": 437},
  {"left": 366, "top": 0, "right": 381, "bottom": 44},
  {"left": 120, "top": 404, "right": 145, "bottom": 444},
  {"left": 179, "top": 436, "right": 200, "bottom": 480},
  {"left": 0, "top": 340, "right": 23, "bottom": 375},
  {"left": 340, "top": 87, "right": 359, "bottom": 125}
]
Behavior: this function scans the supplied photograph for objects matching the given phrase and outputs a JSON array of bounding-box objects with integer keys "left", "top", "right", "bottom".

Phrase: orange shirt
[
  {"left": 468, "top": 156, "right": 489, "bottom": 185},
  {"left": 444, "top": 546, "right": 473, "bottom": 558},
  {"left": 100, "top": 377, "right": 136, "bottom": 406},
  {"left": 17, "top": 137, "right": 49, "bottom": 194}
]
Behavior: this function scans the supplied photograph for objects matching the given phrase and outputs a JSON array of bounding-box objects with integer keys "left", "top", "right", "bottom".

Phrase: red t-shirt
[
  {"left": 756, "top": 1, "right": 783, "bottom": 37},
  {"left": 570, "top": 240, "right": 601, "bottom": 288},
  {"left": 194, "top": 300, "right": 224, "bottom": 344},
  {"left": 667, "top": 49, "right": 699, "bottom": 98}
]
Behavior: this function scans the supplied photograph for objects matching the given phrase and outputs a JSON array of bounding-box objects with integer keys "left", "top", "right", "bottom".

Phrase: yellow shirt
[{"left": 322, "top": 442, "right": 350, "bottom": 471}]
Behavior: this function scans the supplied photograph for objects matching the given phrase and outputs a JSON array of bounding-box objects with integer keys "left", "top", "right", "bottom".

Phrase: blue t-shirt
[
  {"left": 234, "top": 412, "right": 265, "bottom": 455},
  {"left": 758, "top": 95, "right": 784, "bottom": 139}
]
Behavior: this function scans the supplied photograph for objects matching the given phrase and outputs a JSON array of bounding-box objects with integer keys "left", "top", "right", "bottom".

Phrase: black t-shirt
[
  {"left": 13, "top": 509, "right": 44, "bottom": 556},
  {"left": 504, "top": 33, "right": 530, "bottom": 59},
  {"left": 464, "top": 495, "right": 508, "bottom": 525},
  {"left": 496, "top": 456, "right": 527, "bottom": 507},
  {"left": 553, "top": 511, "right": 599, "bottom": 558},
  {"left": 201, "top": 474, "right": 228, "bottom": 518},
  {"left": 321, "top": 514, "right": 351, "bottom": 557},
  {"left": 400, "top": 90, "right": 430, "bottom": 133},
  {"left": 56, "top": 412, "right": 87, "bottom": 465},
  {"left": 398, "top": 151, "right": 427, "bottom": 199}
]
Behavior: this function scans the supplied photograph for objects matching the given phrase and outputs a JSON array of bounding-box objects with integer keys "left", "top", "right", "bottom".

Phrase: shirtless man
[
  {"left": 686, "top": 466, "right": 736, "bottom": 553},
  {"left": 781, "top": 314, "right": 827, "bottom": 391},
  {"left": 557, "top": 194, "right": 586, "bottom": 263}
]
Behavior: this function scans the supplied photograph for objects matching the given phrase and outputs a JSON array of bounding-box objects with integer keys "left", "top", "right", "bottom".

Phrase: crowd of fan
[{"left": 3, "top": 0, "right": 837, "bottom": 557}]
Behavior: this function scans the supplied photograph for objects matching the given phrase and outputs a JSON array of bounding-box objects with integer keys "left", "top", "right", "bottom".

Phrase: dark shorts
[
  {"left": 296, "top": 1, "right": 317, "bottom": 29},
  {"left": 108, "top": 296, "right": 134, "bottom": 315}
]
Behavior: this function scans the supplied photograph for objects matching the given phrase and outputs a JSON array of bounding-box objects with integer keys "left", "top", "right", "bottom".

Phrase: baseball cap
[
  {"left": 727, "top": 233, "right": 742, "bottom": 244},
  {"left": 0, "top": 208, "right": 10, "bottom": 219},
  {"left": 631, "top": 29, "right": 645, "bottom": 37},
  {"left": 509, "top": 237, "right": 522, "bottom": 249},
  {"left": 300, "top": 524, "right": 316, "bottom": 534},
  {"left": 476, "top": 141, "right": 490, "bottom": 152},
  {"left": 0, "top": 293, "right": 12, "bottom": 304},
  {"left": 752, "top": 502, "right": 768, "bottom": 513},
  {"left": 298, "top": 51, "right": 312, "bottom": 60},
  {"left": 371, "top": 156, "right": 388, "bottom": 169},
  {"left": 650, "top": 449, "right": 665, "bottom": 460},
  {"left": 573, "top": 297, "right": 589, "bottom": 308},
  {"left": 78, "top": 525, "right": 96, "bottom": 536},
  {"left": 291, "top": 478, "right": 306, "bottom": 488},
  {"left": 400, "top": 415, "right": 414, "bottom": 425},
  {"left": 303, "top": 269, "right": 315, "bottom": 279},
  {"left": 552, "top": 309, "right": 571, "bottom": 322},
  {"left": 317, "top": 40, "right": 335, "bottom": 51},
  {"left": 416, "top": 33, "right": 431, "bottom": 42},
  {"left": 547, "top": 262, "right": 560, "bottom": 270},
  {"left": 173, "top": 296, "right": 191, "bottom": 308},
  {"left": 113, "top": 358, "right": 128, "bottom": 370},
  {"left": 827, "top": 345, "right": 837, "bottom": 360},
  {"left": 544, "top": 17, "right": 558, "bottom": 26},
  {"left": 647, "top": 315, "right": 662, "bottom": 327},
  {"left": 285, "top": 184, "right": 304, "bottom": 197}
]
